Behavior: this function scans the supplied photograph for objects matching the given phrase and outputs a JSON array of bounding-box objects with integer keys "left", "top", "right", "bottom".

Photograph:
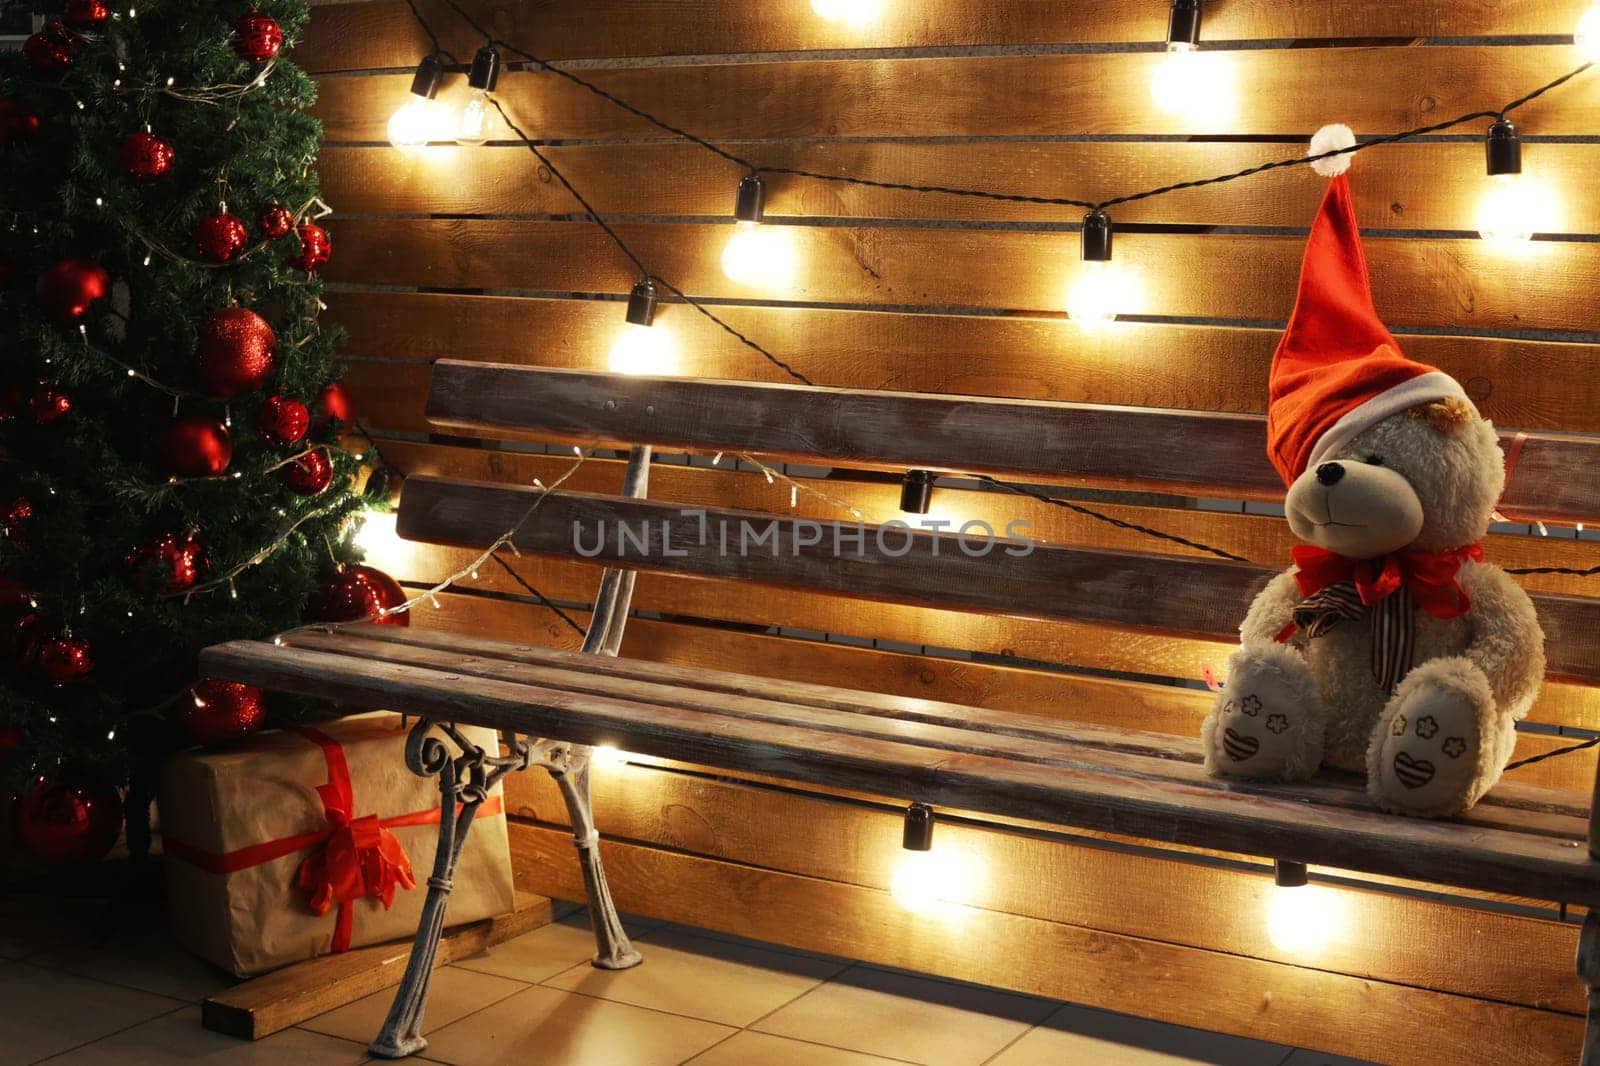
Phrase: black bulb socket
[
  {"left": 734, "top": 174, "right": 766, "bottom": 223},
  {"left": 903, "top": 803, "right": 934, "bottom": 852},
  {"left": 1082, "top": 210, "right": 1113, "bottom": 263},
  {"left": 1274, "top": 859, "right": 1309, "bottom": 888},
  {"left": 1166, "top": 0, "right": 1202, "bottom": 49},
  {"left": 900, "top": 469, "right": 935, "bottom": 514},
  {"left": 625, "top": 278, "right": 659, "bottom": 327},
  {"left": 409, "top": 53, "right": 445, "bottom": 100},
  {"left": 1486, "top": 117, "right": 1522, "bottom": 177},
  {"left": 468, "top": 46, "right": 501, "bottom": 93}
]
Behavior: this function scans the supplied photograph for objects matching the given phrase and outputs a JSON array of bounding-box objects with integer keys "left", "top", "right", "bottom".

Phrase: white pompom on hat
[{"left": 1308, "top": 123, "right": 1357, "bottom": 178}]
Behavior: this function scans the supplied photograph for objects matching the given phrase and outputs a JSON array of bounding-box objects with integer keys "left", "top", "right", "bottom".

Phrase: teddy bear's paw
[
  {"left": 1369, "top": 661, "right": 1496, "bottom": 818},
  {"left": 1202, "top": 645, "right": 1323, "bottom": 780}
]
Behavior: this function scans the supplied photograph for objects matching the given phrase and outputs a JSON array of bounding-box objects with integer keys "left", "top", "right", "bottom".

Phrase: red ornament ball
[
  {"left": 311, "top": 382, "right": 353, "bottom": 439},
  {"left": 23, "top": 32, "right": 73, "bottom": 74},
  {"left": 8, "top": 611, "right": 44, "bottom": 668},
  {"left": 183, "top": 680, "right": 266, "bottom": 745},
  {"left": 256, "top": 395, "right": 309, "bottom": 445},
  {"left": 19, "top": 775, "right": 121, "bottom": 865},
  {"left": 120, "top": 130, "right": 175, "bottom": 180},
  {"left": 308, "top": 564, "right": 410, "bottom": 627},
  {"left": 195, "top": 307, "right": 276, "bottom": 396},
  {"left": 35, "top": 258, "right": 110, "bottom": 326},
  {"left": 196, "top": 210, "right": 249, "bottom": 263},
  {"left": 124, "top": 531, "right": 208, "bottom": 594},
  {"left": 37, "top": 635, "right": 93, "bottom": 684},
  {"left": 232, "top": 12, "right": 283, "bottom": 63},
  {"left": 281, "top": 449, "right": 333, "bottom": 496},
  {"left": 258, "top": 203, "right": 294, "bottom": 240},
  {"left": 29, "top": 385, "right": 72, "bottom": 425},
  {"left": 64, "top": 0, "right": 111, "bottom": 29},
  {"left": 160, "top": 415, "right": 232, "bottom": 478},
  {"left": 290, "top": 223, "right": 331, "bottom": 272}
]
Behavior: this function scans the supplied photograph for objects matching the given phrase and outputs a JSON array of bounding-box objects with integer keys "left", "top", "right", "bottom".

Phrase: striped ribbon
[{"left": 1290, "top": 581, "right": 1417, "bottom": 692}]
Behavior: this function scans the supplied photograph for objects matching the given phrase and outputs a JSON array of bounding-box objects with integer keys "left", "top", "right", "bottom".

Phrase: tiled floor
[{"left": 0, "top": 895, "right": 1385, "bottom": 1065}]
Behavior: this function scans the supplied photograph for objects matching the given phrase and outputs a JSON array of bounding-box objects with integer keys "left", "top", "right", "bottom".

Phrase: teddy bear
[{"left": 1200, "top": 125, "right": 1546, "bottom": 818}]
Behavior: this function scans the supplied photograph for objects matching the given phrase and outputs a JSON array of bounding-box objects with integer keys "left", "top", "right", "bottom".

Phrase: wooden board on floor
[
  {"left": 508, "top": 823, "right": 1585, "bottom": 1066},
  {"left": 199, "top": 892, "right": 553, "bottom": 1041}
]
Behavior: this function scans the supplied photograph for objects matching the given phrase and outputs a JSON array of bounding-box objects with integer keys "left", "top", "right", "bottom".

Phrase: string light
[
  {"left": 608, "top": 278, "right": 678, "bottom": 375},
  {"left": 720, "top": 175, "right": 797, "bottom": 290},
  {"left": 1265, "top": 862, "right": 1348, "bottom": 955},
  {"left": 889, "top": 803, "right": 981, "bottom": 913},
  {"left": 1476, "top": 117, "right": 1554, "bottom": 247},
  {"left": 456, "top": 45, "right": 501, "bottom": 146},
  {"left": 1579, "top": 4, "right": 1600, "bottom": 62},
  {"left": 900, "top": 469, "right": 935, "bottom": 515},
  {"left": 1066, "top": 210, "right": 1137, "bottom": 326},
  {"left": 1150, "top": 0, "right": 1231, "bottom": 121},
  {"left": 388, "top": 54, "right": 446, "bottom": 148}
]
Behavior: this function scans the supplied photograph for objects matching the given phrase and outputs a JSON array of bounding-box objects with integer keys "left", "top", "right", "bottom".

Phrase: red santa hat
[{"left": 1266, "top": 124, "right": 1467, "bottom": 486}]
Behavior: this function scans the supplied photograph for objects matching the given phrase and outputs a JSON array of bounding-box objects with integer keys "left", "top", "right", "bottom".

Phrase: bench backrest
[{"left": 396, "top": 361, "right": 1600, "bottom": 688}]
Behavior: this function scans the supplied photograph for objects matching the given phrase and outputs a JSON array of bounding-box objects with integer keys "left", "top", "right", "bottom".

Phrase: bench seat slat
[
  {"left": 199, "top": 634, "right": 1600, "bottom": 906},
  {"left": 424, "top": 363, "right": 1600, "bottom": 525},
  {"left": 395, "top": 478, "right": 1600, "bottom": 686},
  {"left": 293, "top": 625, "right": 1588, "bottom": 831}
]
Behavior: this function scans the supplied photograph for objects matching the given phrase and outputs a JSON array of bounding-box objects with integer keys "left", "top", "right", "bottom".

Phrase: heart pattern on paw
[
  {"left": 1392, "top": 750, "right": 1435, "bottom": 789},
  {"left": 1223, "top": 727, "right": 1259, "bottom": 761}
]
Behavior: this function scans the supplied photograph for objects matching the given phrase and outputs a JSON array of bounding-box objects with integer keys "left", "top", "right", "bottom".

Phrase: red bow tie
[{"left": 1290, "top": 543, "right": 1483, "bottom": 620}]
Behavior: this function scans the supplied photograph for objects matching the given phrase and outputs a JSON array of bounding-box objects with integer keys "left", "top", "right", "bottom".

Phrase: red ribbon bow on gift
[
  {"left": 293, "top": 726, "right": 418, "bottom": 951},
  {"left": 1288, "top": 542, "right": 1483, "bottom": 618}
]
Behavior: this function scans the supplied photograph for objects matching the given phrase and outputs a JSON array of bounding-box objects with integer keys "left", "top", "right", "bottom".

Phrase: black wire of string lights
[{"left": 391, "top": 1, "right": 1600, "bottom": 765}]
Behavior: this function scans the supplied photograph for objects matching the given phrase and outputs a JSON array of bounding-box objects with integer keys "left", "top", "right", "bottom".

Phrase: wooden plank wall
[{"left": 302, "top": 4, "right": 1600, "bottom": 1062}]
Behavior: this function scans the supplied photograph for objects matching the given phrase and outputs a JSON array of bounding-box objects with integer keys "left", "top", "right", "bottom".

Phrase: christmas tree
[{"left": 0, "top": 0, "right": 381, "bottom": 863}]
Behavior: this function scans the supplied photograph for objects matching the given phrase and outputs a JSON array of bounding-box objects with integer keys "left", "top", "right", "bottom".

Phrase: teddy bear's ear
[{"left": 1407, "top": 396, "right": 1476, "bottom": 432}]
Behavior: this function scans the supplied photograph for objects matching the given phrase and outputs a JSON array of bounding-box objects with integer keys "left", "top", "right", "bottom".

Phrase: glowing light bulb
[
  {"left": 456, "top": 47, "right": 501, "bottom": 147},
  {"left": 456, "top": 89, "right": 491, "bottom": 146},
  {"left": 387, "top": 96, "right": 437, "bottom": 148},
  {"left": 389, "top": 54, "right": 446, "bottom": 149},
  {"left": 889, "top": 848, "right": 981, "bottom": 914},
  {"left": 1477, "top": 173, "right": 1538, "bottom": 245},
  {"left": 1067, "top": 260, "right": 1136, "bottom": 327},
  {"left": 812, "top": 0, "right": 886, "bottom": 26},
  {"left": 353, "top": 510, "right": 399, "bottom": 558},
  {"left": 1150, "top": 45, "right": 1232, "bottom": 121},
  {"left": 1266, "top": 884, "right": 1347, "bottom": 955},
  {"left": 1578, "top": 4, "right": 1600, "bottom": 62},
  {"left": 591, "top": 744, "right": 629, "bottom": 766},
  {"left": 608, "top": 321, "right": 677, "bottom": 375},
  {"left": 721, "top": 222, "right": 797, "bottom": 290}
]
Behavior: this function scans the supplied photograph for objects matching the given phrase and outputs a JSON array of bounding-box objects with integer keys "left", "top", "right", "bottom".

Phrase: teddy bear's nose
[{"left": 1315, "top": 462, "right": 1345, "bottom": 486}]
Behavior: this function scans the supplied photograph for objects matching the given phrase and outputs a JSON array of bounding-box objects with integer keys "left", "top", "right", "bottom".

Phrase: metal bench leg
[
  {"left": 1580, "top": 911, "right": 1600, "bottom": 1065},
  {"left": 548, "top": 746, "right": 641, "bottom": 969},
  {"left": 371, "top": 722, "right": 529, "bottom": 1059}
]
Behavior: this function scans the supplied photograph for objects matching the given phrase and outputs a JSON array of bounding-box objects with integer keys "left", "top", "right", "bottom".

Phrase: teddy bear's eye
[{"left": 1364, "top": 455, "right": 1384, "bottom": 466}]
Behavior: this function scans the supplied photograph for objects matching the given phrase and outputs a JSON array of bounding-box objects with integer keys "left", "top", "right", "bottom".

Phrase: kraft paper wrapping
[{"left": 159, "top": 712, "right": 514, "bottom": 977}]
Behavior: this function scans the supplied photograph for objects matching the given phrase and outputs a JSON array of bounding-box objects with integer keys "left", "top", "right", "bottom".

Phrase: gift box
[{"left": 159, "top": 712, "right": 515, "bottom": 977}]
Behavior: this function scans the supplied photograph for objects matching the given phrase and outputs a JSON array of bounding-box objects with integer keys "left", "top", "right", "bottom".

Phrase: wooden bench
[{"left": 201, "top": 362, "right": 1600, "bottom": 1062}]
